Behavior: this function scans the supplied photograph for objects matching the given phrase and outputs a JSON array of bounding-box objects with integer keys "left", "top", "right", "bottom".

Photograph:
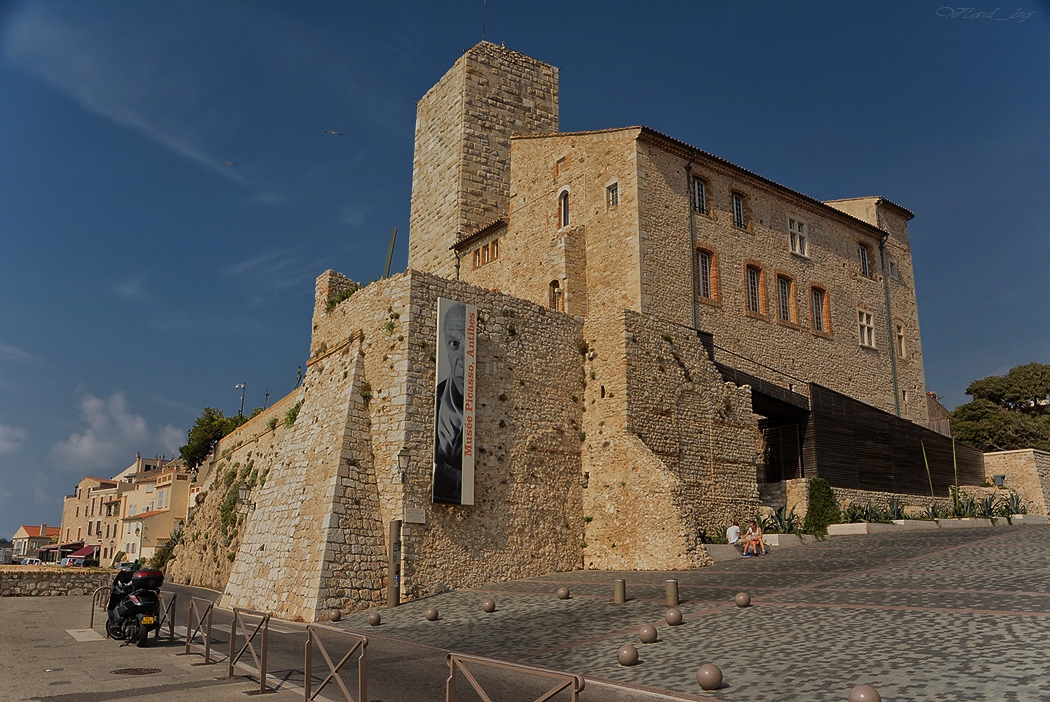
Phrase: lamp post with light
[{"left": 235, "top": 383, "right": 246, "bottom": 420}]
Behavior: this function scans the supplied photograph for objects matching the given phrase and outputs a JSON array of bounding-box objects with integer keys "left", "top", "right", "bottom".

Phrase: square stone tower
[{"left": 408, "top": 42, "right": 558, "bottom": 277}]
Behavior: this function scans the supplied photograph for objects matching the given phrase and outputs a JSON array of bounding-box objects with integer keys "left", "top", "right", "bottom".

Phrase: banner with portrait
[{"left": 432, "top": 297, "right": 476, "bottom": 505}]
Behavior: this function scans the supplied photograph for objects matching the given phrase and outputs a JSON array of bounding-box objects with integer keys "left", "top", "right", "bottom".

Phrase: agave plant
[
  {"left": 950, "top": 488, "right": 977, "bottom": 518},
  {"left": 998, "top": 492, "right": 1027, "bottom": 516},
  {"left": 977, "top": 495, "right": 997, "bottom": 519},
  {"left": 863, "top": 502, "right": 891, "bottom": 523},
  {"left": 841, "top": 503, "right": 866, "bottom": 523},
  {"left": 761, "top": 506, "right": 801, "bottom": 534},
  {"left": 922, "top": 502, "right": 941, "bottom": 520},
  {"left": 887, "top": 496, "right": 905, "bottom": 521}
]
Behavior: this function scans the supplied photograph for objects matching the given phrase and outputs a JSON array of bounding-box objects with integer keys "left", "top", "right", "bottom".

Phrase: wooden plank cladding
[{"left": 807, "top": 383, "right": 984, "bottom": 496}]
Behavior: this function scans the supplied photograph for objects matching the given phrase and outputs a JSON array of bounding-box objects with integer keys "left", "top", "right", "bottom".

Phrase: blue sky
[{"left": 1, "top": 1, "right": 1048, "bottom": 538}]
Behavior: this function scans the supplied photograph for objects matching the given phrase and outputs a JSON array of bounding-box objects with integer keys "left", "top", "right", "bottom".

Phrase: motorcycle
[{"left": 105, "top": 564, "right": 164, "bottom": 647}]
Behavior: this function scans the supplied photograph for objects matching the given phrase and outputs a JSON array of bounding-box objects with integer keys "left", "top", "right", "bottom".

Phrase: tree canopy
[
  {"left": 950, "top": 363, "right": 1050, "bottom": 452},
  {"left": 178, "top": 407, "right": 243, "bottom": 468}
]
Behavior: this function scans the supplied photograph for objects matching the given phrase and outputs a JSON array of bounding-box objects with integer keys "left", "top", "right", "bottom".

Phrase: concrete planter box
[
  {"left": 826, "top": 522, "right": 898, "bottom": 535},
  {"left": 763, "top": 534, "right": 815, "bottom": 548},
  {"left": 892, "top": 519, "right": 940, "bottom": 530},
  {"left": 705, "top": 544, "right": 742, "bottom": 561},
  {"left": 1009, "top": 514, "right": 1048, "bottom": 525},
  {"left": 936, "top": 517, "right": 994, "bottom": 528}
]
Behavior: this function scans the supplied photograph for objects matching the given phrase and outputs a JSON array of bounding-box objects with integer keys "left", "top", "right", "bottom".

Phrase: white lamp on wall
[{"left": 396, "top": 447, "right": 410, "bottom": 484}]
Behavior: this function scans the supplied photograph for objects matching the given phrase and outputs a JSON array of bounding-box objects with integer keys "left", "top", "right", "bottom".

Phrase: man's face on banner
[{"left": 443, "top": 305, "right": 466, "bottom": 394}]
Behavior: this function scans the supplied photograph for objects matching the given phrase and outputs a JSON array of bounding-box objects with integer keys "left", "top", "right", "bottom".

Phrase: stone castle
[{"left": 168, "top": 42, "right": 999, "bottom": 622}]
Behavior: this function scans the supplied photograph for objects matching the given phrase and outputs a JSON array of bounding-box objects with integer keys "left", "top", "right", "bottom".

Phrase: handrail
[
  {"left": 89, "top": 586, "right": 108, "bottom": 629},
  {"left": 159, "top": 592, "right": 178, "bottom": 640},
  {"left": 446, "top": 652, "right": 585, "bottom": 702},
  {"left": 304, "top": 624, "right": 367, "bottom": 702},
  {"left": 185, "top": 596, "right": 215, "bottom": 663},
  {"left": 229, "top": 607, "right": 270, "bottom": 694}
]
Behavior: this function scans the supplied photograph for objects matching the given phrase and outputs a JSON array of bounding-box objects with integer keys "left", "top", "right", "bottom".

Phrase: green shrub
[
  {"left": 284, "top": 401, "right": 302, "bottom": 427},
  {"left": 802, "top": 477, "right": 839, "bottom": 536},
  {"left": 267, "top": 417, "right": 278, "bottom": 431}
]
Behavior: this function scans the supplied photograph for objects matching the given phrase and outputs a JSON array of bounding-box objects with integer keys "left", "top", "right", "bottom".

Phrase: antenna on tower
[{"left": 482, "top": 0, "right": 486, "bottom": 41}]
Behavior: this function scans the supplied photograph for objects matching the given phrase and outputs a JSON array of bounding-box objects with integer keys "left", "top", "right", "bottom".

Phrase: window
[
  {"left": 858, "top": 311, "right": 875, "bottom": 347},
  {"left": 811, "top": 287, "right": 827, "bottom": 332},
  {"left": 559, "top": 191, "right": 570, "bottom": 228},
  {"left": 549, "top": 280, "right": 563, "bottom": 311},
  {"left": 472, "top": 239, "right": 500, "bottom": 269},
  {"left": 746, "top": 266, "right": 763, "bottom": 314},
  {"left": 895, "top": 324, "right": 906, "bottom": 357},
  {"left": 606, "top": 182, "right": 618, "bottom": 208},
  {"left": 776, "top": 275, "right": 794, "bottom": 322},
  {"left": 732, "top": 192, "right": 746, "bottom": 228},
  {"left": 696, "top": 248, "right": 719, "bottom": 302},
  {"left": 692, "top": 178, "right": 708, "bottom": 215},
  {"left": 789, "top": 218, "right": 808, "bottom": 256},
  {"left": 859, "top": 244, "right": 873, "bottom": 278},
  {"left": 888, "top": 256, "right": 900, "bottom": 280},
  {"left": 95, "top": 520, "right": 100, "bottom": 535},
  {"left": 902, "top": 389, "right": 910, "bottom": 403}
]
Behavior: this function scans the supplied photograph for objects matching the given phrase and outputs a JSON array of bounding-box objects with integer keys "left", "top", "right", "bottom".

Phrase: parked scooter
[{"left": 106, "top": 564, "right": 164, "bottom": 647}]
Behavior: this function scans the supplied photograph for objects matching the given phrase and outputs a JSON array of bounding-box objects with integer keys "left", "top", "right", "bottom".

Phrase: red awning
[{"left": 67, "top": 545, "right": 100, "bottom": 558}]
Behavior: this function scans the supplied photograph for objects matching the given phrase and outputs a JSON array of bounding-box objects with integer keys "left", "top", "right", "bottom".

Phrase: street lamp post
[{"left": 235, "top": 383, "right": 246, "bottom": 419}]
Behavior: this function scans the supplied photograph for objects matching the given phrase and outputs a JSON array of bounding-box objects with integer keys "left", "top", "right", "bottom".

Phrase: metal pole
[
  {"left": 304, "top": 634, "right": 312, "bottom": 700},
  {"left": 260, "top": 621, "right": 268, "bottom": 694},
  {"left": 666, "top": 579, "right": 679, "bottom": 607},
  {"left": 613, "top": 579, "right": 626, "bottom": 604}
]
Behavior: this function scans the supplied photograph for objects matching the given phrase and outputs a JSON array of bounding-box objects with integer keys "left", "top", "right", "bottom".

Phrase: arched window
[{"left": 559, "top": 191, "right": 570, "bottom": 228}]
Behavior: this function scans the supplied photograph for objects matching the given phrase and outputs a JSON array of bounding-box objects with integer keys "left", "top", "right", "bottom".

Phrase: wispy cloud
[
  {"left": 224, "top": 248, "right": 323, "bottom": 307},
  {"left": 0, "top": 342, "right": 46, "bottom": 367},
  {"left": 0, "top": 423, "right": 28, "bottom": 456},
  {"left": 112, "top": 276, "right": 152, "bottom": 304},
  {"left": 3, "top": 5, "right": 250, "bottom": 185},
  {"left": 339, "top": 205, "right": 368, "bottom": 227},
  {"left": 51, "top": 391, "right": 181, "bottom": 472}
]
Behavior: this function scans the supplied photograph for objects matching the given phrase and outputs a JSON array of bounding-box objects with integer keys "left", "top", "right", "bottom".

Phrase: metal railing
[
  {"left": 90, "top": 586, "right": 109, "bottom": 629},
  {"left": 445, "top": 652, "right": 585, "bottom": 702},
  {"left": 159, "top": 592, "right": 178, "bottom": 640},
  {"left": 185, "top": 596, "right": 216, "bottom": 663},
  {"left": 304, "top": 624, "right": 368, "bottom": 702},
  {"left": 229, "top": 607, "right": 270, "bottom": 694}
]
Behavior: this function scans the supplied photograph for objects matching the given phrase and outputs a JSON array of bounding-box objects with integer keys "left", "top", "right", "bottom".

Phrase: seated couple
[{"left": 726, "top": 520, "right": 767, "bottom": 557}]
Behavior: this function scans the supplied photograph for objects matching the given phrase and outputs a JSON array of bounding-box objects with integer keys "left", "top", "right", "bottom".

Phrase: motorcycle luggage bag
[{"left": 131, "top": 569, "right": 164, "bottom": 589}]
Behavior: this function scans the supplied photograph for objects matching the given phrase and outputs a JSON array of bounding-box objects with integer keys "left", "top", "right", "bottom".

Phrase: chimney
[{"left": 40, "top": 523, "right": 46, "bottom": 534}]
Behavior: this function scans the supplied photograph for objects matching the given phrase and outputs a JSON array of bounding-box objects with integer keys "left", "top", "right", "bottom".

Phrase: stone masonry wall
[
  {"left": 409, "top": 42, "right": 558, "bottom": 279},
  {"left": 581, "top": 309, "right": 760, "bottom": 570},
  {"left": 983, "top": 450, "right": 1050, "bottom": 516},
  {"left": 0, "top": 567, "right": 111, "bottom": 597}
]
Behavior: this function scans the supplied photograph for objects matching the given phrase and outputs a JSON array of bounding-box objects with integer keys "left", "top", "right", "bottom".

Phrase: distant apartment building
[{"left": 12, "top": 524, "right": 59, "bottom": 559}]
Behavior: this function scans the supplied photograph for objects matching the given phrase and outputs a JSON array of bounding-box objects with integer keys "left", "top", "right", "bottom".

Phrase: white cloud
[
  {"left": 0, "top": 423, "right": 28, "bottom": 455},
  {"left": 224, "top": 248, "right": 323, "bottom": 307},
  {"left": 339, "top": 205, "right": 367, "bottom": 227},
  {"left": 51, "top": 392, "right": 177, "bottom": 473},
  {"left": 0, "top": 342, "right": 46, "bottom": 367},
  {"left": 112, "top": 276, "right": 151, "bottom": 304}
]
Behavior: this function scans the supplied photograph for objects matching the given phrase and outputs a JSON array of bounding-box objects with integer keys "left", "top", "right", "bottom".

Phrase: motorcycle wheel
[
  {"left": 106, "top": 618, "right": 126, "bottom": 640},
  {"left": 135, "top": 622, "right": 150, "bottom": 647}
]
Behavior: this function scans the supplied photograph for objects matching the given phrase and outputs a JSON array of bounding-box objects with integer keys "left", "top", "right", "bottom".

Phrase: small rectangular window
[
  {"left": 746, "top": 267, "right": 761, "bottom": 313},
  {"left": 606, "top": 183, "right": 618, "bottom": 208},
  {"left": 559, "top": 191, "right": 570, "bottom": 228},
  {"left": 692, "top": 179, "right": 708, "bottom": 215},
  {"left": 777, "top": 276, "right": 793, "bottom": 322},
  {"left": 895, "top": 324, "right": 905, "bottom": 357},
  {"left": 697, "top": 251, "right": 712, "bottom": 299},
  {"left": 858, "top": 311, "right": 875, "bottom": 347},
  {"left": 811, "top": 288, "right": 826, "bottom": 332},
  {"left": 902, "top": 389, "right": 910, "bottom": 403},
  {"left": 789, "top": 219, "right": 808, "bottom": 256},
  {"left": 732, "top": 193, "right": 746, "bottom": 228},
  {"left": 859, "top": 245, "right": 872, "bottom": 278}
]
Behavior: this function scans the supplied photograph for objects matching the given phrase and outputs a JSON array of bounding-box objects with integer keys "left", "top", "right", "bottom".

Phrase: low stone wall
[
  {"left": 984, "top": 449, "right": 1050, "bottom": 516},
  {"left": 0, "top": 567, "right": 112, "bottom": 597}
]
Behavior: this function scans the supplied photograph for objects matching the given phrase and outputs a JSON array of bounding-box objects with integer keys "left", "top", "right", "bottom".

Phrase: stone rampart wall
[
  {"left": 984, "top": 449, "right": 1050, "bottom": 516},
  {"left": 0, "top": 567, "right": 112, "bottom": 597}
]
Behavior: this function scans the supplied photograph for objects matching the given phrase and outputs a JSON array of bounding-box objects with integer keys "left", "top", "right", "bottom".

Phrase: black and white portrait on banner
[{"left": 432, "top": 297, "right": 476, "bottom": 505}]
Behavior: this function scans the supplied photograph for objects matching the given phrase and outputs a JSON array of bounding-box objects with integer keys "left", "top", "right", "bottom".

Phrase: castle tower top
[{"left": 408, "top": 42, "right": 559, "bottom": 277}]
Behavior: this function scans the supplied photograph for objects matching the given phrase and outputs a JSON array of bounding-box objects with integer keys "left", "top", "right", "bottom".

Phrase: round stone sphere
[
  {"left": 637, "top": 624, "right": 658, "bottom": 644},
  {"left": 696, "top": 663, "right": 723, "bottom": 691},
  {"left": 848, "top": 685, "right": 882, "bottom": 702},
  {"left": 367, "top": 612, "right": 382, "bottom": 627},
  {"left": 328, "top": 609, "right": 342, "bottom": 622},
  {"left": 664, "top": 607, "right": 683, "bottom": 626},
  {"left": 734, "top": 592, "right": 751, "bottom": 608},
  {"left": 425, "top": 607, "right": 439, "bottom": 621},
  {"left": 482, "top": 599, "right": 496, "bottom": 613},
  {"left": 557, "top": 587, "right": 571, "bottom": 600},
  {"left": 616, "top": 644, "right": 639, "bottom": 666}
]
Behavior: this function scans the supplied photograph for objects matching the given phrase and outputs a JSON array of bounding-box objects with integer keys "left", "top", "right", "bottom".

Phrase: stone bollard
[
  {"left": 557, "top": 586, "right": 571, "bottom": 600},
  {"left": 617, "top": 644, "right": 639, "bottom": 666},
  {"left": 734, "top": 591, "right": 751, "bottom": 608},
  {"left": 666, "top": 579, "right": 679, "bottom": 607},
  {"left": 329, "top": 609, "right": 342, "bottom": 622},
  {"left": 637, "top": 624, "right": 658, "bottom": 644},
  {"left": 665, "top": 607, "right": 683, "bottom": 625},
  {"left": 425, "top": 607, "right": 439, "bottom": 621},
  {"left": 367, "top": 611, "right": 382, "bottom": 626},
  {"left": 613, "top": 579, "right": 626, "bottom": 604},
  {"left": 848, "top": 684, "right": 882, "bottom": 702},
  {"left": 482, "top": 599, "right": 496, "bottom": 613},
  {"left": 697, "top": 663, "right": 723, "bottom": 691}
]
